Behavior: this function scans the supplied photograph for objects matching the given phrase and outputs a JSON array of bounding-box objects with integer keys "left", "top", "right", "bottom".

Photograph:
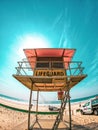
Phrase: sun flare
[{"left": 18, "top": 34, "right": 50, "bottom": 58}]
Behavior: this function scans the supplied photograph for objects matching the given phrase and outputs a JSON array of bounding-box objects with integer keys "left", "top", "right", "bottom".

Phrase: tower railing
[{"left": 15, "top": 59, "right": 84, "bottom": 77}]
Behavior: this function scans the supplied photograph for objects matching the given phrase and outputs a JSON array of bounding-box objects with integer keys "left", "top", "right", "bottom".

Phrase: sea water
[{"left": 0, "top": 93, "right": 98, "bottom": 105}]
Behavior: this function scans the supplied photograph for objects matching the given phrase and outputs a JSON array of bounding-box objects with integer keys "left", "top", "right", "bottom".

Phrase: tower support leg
[
  {"left": 29, "top": 91, "right": 42, "bottom": 130},
  {"left": 68, "top": 91, "right": 72, "bottom": 130},
  {"left": 28, "top": 82, "right": 33, "bottom": 130}
]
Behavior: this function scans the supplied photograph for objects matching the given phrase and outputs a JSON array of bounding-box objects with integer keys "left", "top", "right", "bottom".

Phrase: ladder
[{"left": 52, "top": 91, "right": 69, "bottom": 130}]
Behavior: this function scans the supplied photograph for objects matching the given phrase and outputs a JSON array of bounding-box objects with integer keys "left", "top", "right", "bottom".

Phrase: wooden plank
[{"left": 13, "top": 75, "right": 87, "bottom": 92}]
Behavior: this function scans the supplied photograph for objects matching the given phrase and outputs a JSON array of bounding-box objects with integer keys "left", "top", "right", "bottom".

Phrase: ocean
[{"left": 0, "top": 93, "right": 98, "bottom": 105}]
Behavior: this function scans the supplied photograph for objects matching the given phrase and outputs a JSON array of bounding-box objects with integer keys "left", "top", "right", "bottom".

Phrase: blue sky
[{"left": 0, "top": 0, "right": 98, "bottom": 101}]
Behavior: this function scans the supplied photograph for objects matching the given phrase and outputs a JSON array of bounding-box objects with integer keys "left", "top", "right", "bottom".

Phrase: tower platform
[{"left": 13, "top": 75, "right": 86, "bottom": 91}]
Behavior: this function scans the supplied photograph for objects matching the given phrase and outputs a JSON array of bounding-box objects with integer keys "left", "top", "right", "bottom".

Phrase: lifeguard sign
[
  {"left": 13, "top": 48, "right": 87, "bottom": 130},
  {"left": 34, "top": 69, "right": 65, "bottom": 76}
]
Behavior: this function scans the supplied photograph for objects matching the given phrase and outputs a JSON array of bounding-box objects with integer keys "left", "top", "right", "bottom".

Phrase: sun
[{"left": 18, "top": 34, "right": 50, "bottom": 58}]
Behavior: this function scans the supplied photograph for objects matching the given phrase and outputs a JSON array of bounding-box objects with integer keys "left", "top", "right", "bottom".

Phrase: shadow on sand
[
  {"left": 13, "top": 119, "right": 98, "bottom": 130},
  {"left": 72, "top": 122, "right": 98, "bottom": 130}
]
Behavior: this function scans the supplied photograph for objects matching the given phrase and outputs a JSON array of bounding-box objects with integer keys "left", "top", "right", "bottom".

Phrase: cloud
[
  {"left": 88, "top": 46, "right": 98, "bottom": 75},
  {"left": 49, "top": 11, "right": 63, "bottom": 31}
]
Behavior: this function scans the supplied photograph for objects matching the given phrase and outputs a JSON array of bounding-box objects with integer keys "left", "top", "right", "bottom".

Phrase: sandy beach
[{"left": 0, "top": 98, "right": 98, "bottom": 130}]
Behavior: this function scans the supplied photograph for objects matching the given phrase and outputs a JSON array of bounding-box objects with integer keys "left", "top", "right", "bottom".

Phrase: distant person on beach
[{"left": 79, "top": 102, "right": 81, "bottom": 107}]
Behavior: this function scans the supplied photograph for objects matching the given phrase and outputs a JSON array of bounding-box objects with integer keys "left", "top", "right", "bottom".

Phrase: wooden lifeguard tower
[{"left": 13, "top": 48, "right": 87, "bottom": 130}]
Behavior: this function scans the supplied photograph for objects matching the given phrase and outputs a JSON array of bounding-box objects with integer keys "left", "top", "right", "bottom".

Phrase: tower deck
[{"left": 13, "top": 75, "right": 86, "bottom": 91}]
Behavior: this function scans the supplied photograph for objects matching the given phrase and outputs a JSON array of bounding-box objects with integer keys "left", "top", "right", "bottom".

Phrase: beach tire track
[{"left": 11, "top": 118, "right": 28, "bottom": 130}]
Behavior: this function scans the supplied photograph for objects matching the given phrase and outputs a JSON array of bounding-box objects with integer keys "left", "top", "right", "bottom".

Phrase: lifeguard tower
[{"left": 13, "top": 48, "right": 87, "bottom": 130}]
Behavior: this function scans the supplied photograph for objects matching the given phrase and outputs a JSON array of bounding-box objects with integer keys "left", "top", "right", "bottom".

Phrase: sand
[{"left": 0, "top": 98, "right": 98, "bottom": 130}]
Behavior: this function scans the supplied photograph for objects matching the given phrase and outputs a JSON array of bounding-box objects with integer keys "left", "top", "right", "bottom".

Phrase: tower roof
[{"left": 24, "top": 48, "right": 76, "bottom": 69}]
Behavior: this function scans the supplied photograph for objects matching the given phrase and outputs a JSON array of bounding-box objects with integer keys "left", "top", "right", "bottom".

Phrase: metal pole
[
  {"left": 68, "top": 91, "right": 72, "bottom": 130},
  {"left": 36, "top": 91, "right": 39, "bottom": 120},
  {"left": 28, "top": 82, "right": 33, "bottom": 130}
]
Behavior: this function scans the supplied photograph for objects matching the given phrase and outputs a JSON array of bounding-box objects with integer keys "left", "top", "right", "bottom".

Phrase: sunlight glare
[{"left": 18, "top": 34, "right": 50, "bottom": 58}]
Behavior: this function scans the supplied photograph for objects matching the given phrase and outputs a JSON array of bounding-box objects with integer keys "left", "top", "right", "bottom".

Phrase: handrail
[{"left": 15, "top": 60, "right": 84, "bottom": 76}]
